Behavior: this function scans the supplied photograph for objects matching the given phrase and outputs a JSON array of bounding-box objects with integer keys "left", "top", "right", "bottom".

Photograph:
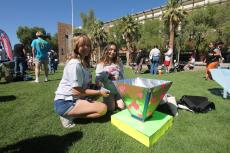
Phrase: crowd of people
[{"left": 0, "top": 31, "right": 59, "bottom": 82}]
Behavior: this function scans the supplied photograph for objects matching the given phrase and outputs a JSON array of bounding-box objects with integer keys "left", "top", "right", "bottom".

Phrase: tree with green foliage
[
  {"left": 48, "top": 33, "right": 58, "bottom": 52},
  {"left": 107, "top": 21, "right": 126, "bottom": 48},
  {"left": 137, "top": 19, "right": 163, "bottom": 51},
  {"left": 80, "top": 9, "right": 96, "bottom": 34},
  {"left": 16, "top": 26, "right": 46, "bottom": 51},
  {"left": 163, "top": 0, "right": 187, "bottom": 62},
  {"left": 90, "top": 20, "right": 107, "bottom": 61},
  {"left": 120, "top": 15, "right": 139, "bottom": 66},
  {"left": 181, "top": 4, "right": 230, "bottom": 60}
]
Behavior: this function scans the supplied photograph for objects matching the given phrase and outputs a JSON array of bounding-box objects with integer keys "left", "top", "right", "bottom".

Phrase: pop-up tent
[{"left": 0, "top": 29, "right": 13, "bottom": 61}]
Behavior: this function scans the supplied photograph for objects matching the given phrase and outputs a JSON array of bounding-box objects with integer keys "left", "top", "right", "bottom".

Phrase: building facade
[
  {"left": 57, "top": 0, "right": 228, "bottom": 63},
  {"left": 57, "top": 22, "right": 73, "bottom": 63},
  {"left": 103, "top": 0, "right": 227, "bottom": 30}
]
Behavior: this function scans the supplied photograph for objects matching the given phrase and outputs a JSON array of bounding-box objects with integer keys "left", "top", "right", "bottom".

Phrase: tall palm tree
[
  {"left": 163, "top": 0, "right": 187, "bottom": 63},
  {"left": 80, "top": 9, "right": 96, "bottom": 33},
  {"left": 90, "top": 20, "right": 107, "bottom": 61},
  {"left": 121, "top": 15, "right": 139, "bottom": 66}
]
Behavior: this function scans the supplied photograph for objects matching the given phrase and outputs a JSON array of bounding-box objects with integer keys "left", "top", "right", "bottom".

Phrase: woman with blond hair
[{"left": 54, "top": 34, "right": 109, "bottom": 128}]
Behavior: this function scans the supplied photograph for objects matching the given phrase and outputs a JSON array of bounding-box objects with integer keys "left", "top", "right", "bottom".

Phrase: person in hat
[{"left": 31, "top": 31, "right": 50, "bottom": 82}]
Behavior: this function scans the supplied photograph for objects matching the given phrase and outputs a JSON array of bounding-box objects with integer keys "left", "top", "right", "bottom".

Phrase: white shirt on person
[
  {"left": 149, "top": 48, "right": 160, "bottom": 60},
  {"left": 54, "top": 59, "right": 91, "bottom": 101},
  {"left": 164, "top": 48, "right": 173, "bottom": 61}
]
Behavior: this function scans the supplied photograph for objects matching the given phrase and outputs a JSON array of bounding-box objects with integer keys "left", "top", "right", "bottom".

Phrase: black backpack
[{"left": 178, "top": 95, "right": 215, "bottom": 113}]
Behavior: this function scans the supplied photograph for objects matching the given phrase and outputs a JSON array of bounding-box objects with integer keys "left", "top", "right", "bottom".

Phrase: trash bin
[{"left": 114, "top": 77, "right": 172, "bottom": 121}]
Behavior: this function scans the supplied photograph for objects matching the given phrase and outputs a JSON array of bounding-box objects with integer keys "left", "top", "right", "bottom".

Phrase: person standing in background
[
  {"left": 31, "top": 31, "right": 50, "bottom": 83},
  {"left": 0, "top": 45, "right": 7, "bottom": 62},
  {"left": 164, "top": 47, "right": 173, "bottom": 73},
  {"left": 149, "top": 45, "right": 160, "bottom": 74},
  {"left": 13, "top": 43, "right": 26, "bottom": 75}
]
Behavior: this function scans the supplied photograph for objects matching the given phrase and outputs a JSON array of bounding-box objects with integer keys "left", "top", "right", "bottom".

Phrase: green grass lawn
[{"left": 0, "top": 67, "right": 229, "bottom": 153}]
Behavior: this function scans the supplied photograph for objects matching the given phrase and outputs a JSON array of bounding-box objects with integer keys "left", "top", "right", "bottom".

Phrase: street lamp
[{"left": 71, "top": 0, "right": 74, "bottom": 36}]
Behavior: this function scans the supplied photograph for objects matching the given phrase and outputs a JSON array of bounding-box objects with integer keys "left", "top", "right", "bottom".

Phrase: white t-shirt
[
  {"left": 96, "top": 62, "right": 124, "bottom": 83},
  {"left": 164, "top": 48, "right": 173, "bottom": 61},
  {"left": 95, "top": 61, "right": 124, "bottom": 95},
  {"left": 149, "top": 48, "right": 160, "bottom": 59},
  {"left": 54, "top": 59, "right": 91, "bottom": 101}
]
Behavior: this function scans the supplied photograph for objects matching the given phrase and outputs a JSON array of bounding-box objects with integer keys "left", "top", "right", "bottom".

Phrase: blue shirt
[{"left": 31, "top": 38, "right": 50, "bottom": 60}]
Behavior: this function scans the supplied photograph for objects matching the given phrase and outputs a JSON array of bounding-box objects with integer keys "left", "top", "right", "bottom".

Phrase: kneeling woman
[{"left": 54, "top": 34, "right": 109, "bottom": 128}]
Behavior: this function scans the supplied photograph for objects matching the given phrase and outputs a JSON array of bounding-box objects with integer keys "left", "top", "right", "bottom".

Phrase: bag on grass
[
  {"left": 178, "top": 95, "right": 215, "bottom": 113},
  {"left": 157, "top": 94, "right": 178, "bottom": 116}
]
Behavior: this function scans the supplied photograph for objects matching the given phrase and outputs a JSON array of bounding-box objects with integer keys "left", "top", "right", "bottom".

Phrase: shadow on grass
[
  {"left": 0, "top": 95, "right": 16, "bottom": 102},
  {"left": 208, "top": 88, "right": 230, "bottom": 99},
  {"left": 47, "top": 78, "right": 61, "bottom": 82},
  {"left": 76, "top": 113, "right": 111, "bottom": 124},
  {"left": 0, "top": 81, "right": 9, "bottom": 84},
  {"left": 0, "top": 131, "right": 83, "bottom": 153}
]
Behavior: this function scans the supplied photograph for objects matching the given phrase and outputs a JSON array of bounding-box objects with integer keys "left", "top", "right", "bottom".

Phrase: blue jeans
[
  {"left": 54, "top": 99, "right": 76, "bottom": 116},
  {"left": 14, "top": 57, "right": 26, "bottom": 74},
  {"left": 49, "top": 60, "right": 55, "bottom": 73},
  {"left": 150, "top": 56, "right": 159, "bottom": 74}
]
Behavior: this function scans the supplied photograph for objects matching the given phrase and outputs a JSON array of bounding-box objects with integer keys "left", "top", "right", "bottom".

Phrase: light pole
[{"left": 71, "top": 0, "right": 74, "bottom": 36}]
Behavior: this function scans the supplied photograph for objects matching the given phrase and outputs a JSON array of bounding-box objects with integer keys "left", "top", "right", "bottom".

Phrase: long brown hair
[
  {"left": 99, "top": 42, "right": 119, "bottom": 64},
  {"left": 72, "top": 34, "right": 92, "bottom": 68}
]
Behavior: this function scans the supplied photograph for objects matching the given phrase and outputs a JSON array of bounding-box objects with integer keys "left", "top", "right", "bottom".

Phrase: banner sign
[{"left": 0, "top": 29, "right": 13, "bottom": 61}]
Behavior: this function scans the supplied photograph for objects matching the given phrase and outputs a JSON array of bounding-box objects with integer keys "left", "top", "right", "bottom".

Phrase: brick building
[{"left": 57, "top": 22, "right": 73, "bottom": 63}]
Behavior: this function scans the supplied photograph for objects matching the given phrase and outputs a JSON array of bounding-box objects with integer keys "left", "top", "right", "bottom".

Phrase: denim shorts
[{"left": 54, "top": 99, "right": 75, "bottom": 116}]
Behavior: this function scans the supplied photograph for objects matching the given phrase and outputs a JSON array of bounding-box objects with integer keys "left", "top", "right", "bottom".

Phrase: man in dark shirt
[{"left": 13, "top": 43, "right": 26, "bottom": 75}]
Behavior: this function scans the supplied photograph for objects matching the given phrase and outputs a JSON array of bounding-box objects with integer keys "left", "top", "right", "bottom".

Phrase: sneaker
[
  {"left": 60, "top": 116, "right": 75, "bottom": 128},
  {"left": 44, "top": 78, "right": 48, "bottom": 82},
  {"left": 34, "top": 79, "right": 39, "bottom": 83}
]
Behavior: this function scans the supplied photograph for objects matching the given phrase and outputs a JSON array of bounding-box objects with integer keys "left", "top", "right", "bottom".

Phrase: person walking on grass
[
  {"left": 54, "top": 34, "right": 108, "bottom": 128},
  {"left": 31, "top": 31, "right": 50, "bottom": 83},
  {"left": 95, "top": 42, "right": 125, "bottom": 112}
]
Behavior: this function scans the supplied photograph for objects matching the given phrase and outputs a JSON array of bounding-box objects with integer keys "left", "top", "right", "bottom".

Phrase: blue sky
[{"left": 0, "top": 0, "right": 167, "bottom": 46}]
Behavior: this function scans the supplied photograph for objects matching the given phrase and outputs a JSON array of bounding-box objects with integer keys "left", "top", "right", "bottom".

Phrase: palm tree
[
  {"left": 163, "top": 0, "right": 187, "bottom": 63},
  {"left": 90, "top": 20, "right": 107, "bottom": 61},
  {"left": 80, "top": 9, "right": 96, "bottom": 33},
  {"left": 121, "top": 15, "right": 139, "bottom": 66}
]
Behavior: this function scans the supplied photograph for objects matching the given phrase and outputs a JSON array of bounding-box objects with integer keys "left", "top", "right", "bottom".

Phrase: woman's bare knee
[{"left": 97, "top": 103, "right": 107, "bottom": 116}]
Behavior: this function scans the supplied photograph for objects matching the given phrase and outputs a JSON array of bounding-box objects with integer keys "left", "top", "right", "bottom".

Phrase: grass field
[{"left": 0, "top": 67, "right": 229, "bottom": 153}]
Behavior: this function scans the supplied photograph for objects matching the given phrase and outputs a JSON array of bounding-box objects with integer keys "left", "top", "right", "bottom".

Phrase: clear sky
[{"left": 0, "top": 0, "right": 167, "bottom": 46}]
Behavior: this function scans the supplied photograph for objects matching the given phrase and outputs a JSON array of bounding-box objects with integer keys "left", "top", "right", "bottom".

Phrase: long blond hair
[{"left": 72, "top": 34, "right": 92, "bottom": 67}]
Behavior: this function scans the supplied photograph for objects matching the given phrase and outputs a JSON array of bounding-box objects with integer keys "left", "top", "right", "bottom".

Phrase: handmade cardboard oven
[{"left": 114, "top": 77, "right": 172, "bottom": 121}]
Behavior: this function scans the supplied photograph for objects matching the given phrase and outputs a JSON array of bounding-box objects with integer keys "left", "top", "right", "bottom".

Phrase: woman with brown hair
[{"left": 95, "top": 42, "right": 125, "bottom": 112}]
